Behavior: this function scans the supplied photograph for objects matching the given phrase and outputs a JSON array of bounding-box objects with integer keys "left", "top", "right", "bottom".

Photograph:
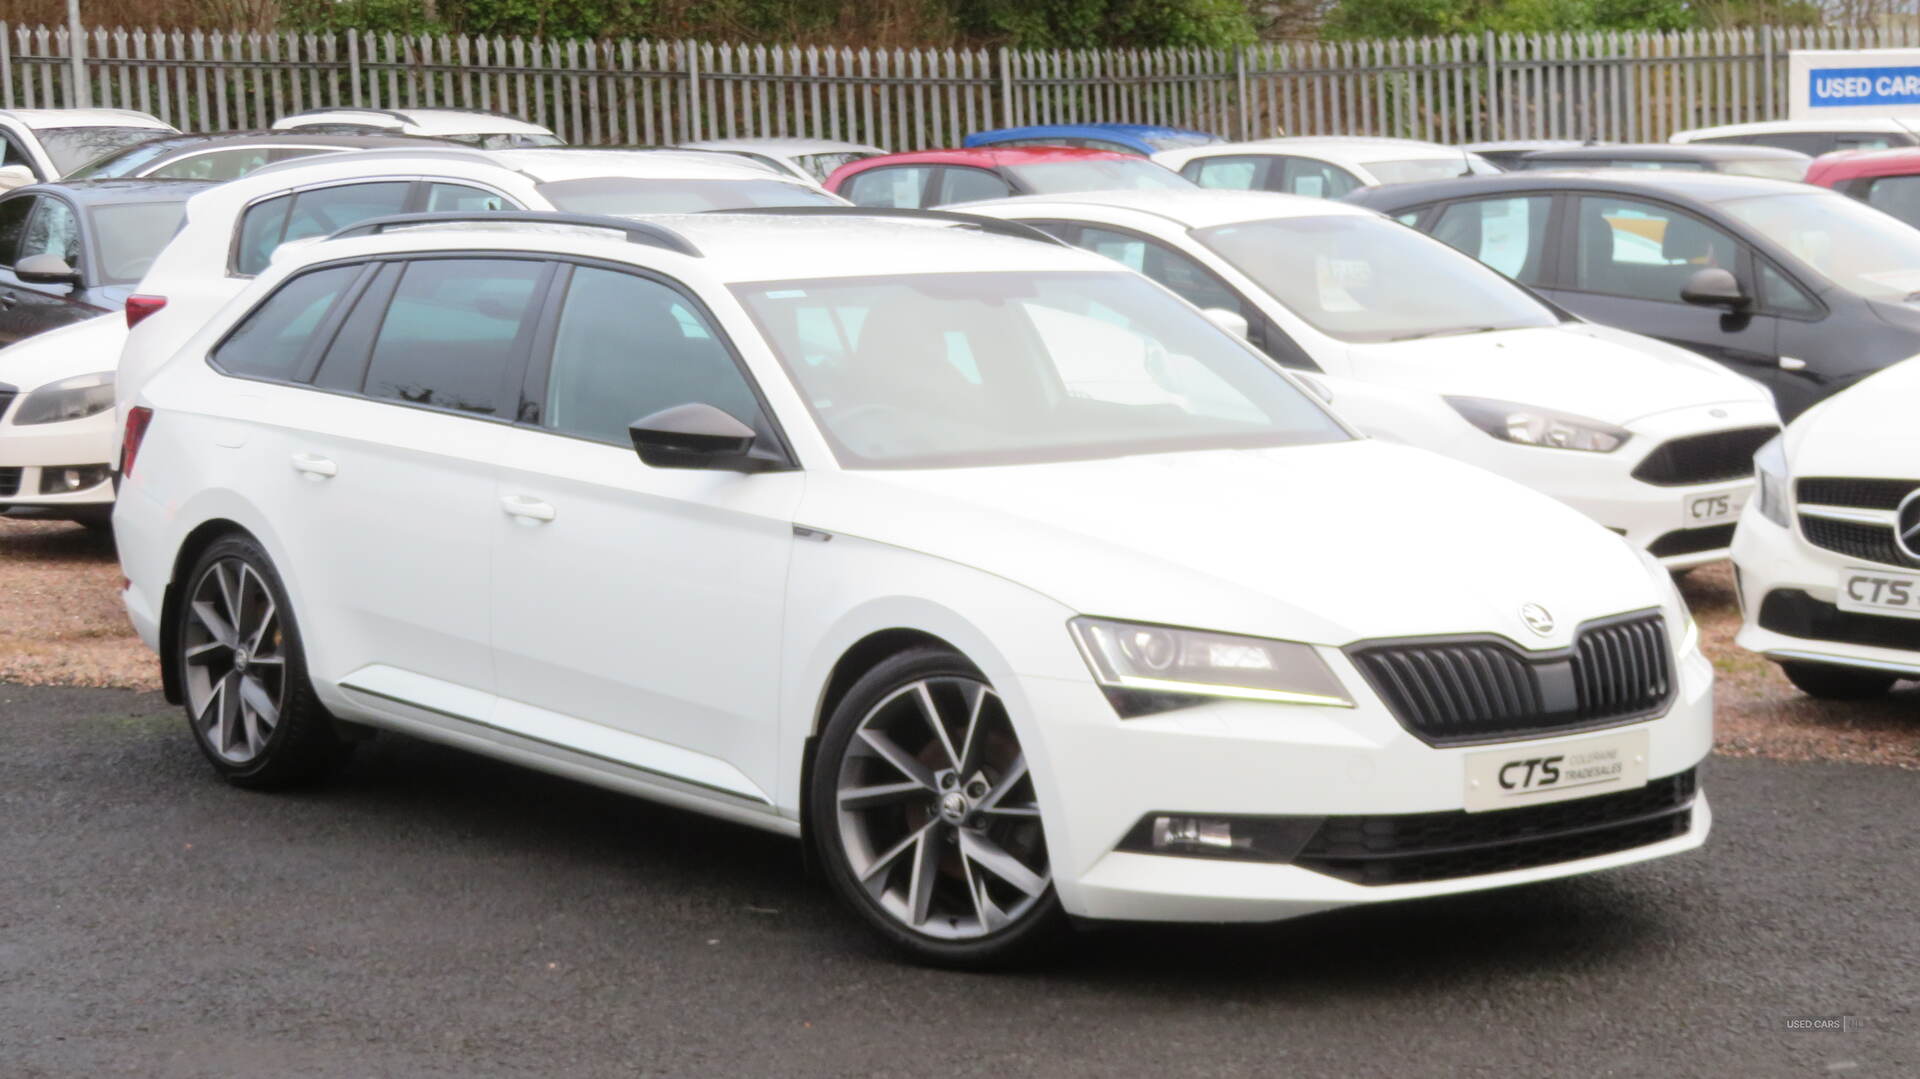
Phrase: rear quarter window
[{"left": 211, "top": 264, "right": 363, "bottom": 382}]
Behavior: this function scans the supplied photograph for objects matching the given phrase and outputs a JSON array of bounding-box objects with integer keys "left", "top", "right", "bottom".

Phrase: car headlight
[
  {"left": 1068, "top": 617, "right": 1352, "bottom": 717},
  {"left": 12, "top": 371, "right": 114, "bottom": 426},
  {"left": 1754, "top": 433, "right": 1791, "bottom": 527},
  {"left": 1445, "top": 396, "right": 1629, "bottom": 453}
]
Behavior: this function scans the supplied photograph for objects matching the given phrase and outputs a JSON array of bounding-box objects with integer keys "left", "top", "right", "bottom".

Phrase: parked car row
[{"left": 0, "top": 105, "right": 1913, "bottom": 967}]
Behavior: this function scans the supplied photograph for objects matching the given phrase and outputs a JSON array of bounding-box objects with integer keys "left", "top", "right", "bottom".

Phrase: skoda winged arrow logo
[
  {"left": 1897, "top": 490, "right": 1920, "bottom": 562},
  {"left": 1520, "top": 603, "right": 1555, "bottom": 637}
]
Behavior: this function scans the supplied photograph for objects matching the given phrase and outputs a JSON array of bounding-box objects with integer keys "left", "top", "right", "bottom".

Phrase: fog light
[
  {"left": 1152, "top": 816, "right": 1242, "bottom": 853},
  {"left": 1119, "top": 811, "right": 1324, "bottom": 863},
  {"left": 40, "top": 465, "right": 111, "bottom": 495}
]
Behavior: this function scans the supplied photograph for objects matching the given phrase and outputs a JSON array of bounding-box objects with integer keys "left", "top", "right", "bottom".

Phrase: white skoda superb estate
[{"left": 114, "top": 208, "right": 1713, "bottom": 965}]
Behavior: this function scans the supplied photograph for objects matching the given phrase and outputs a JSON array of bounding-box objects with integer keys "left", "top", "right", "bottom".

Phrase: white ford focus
[
  {"left": 114, "top": 208, "right": 1712, "bottom": 965},
  {"left": 1733, "top": 358, "right": 1920, "bottom": 698},
  {"left": 962, "top": 190, "right": 1781, "bottom": 569}
]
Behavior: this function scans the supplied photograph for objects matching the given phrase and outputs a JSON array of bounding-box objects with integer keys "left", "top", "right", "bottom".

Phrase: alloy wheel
[{"left": 182, "top": 558, "right": 288, "bottom": 764}]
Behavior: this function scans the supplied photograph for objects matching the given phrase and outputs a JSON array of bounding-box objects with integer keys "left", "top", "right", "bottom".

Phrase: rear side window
[
  {"left": 842, "top": 166, "right": 932, "bottom": 208},
  {"left": 1865, "top": 175, "right": 1920, "bottom": 229},
  {"left": 361, "top": 258, "right": 547, "bottom": 417},
  {"left": 212, "top": 264, "right": 362, "bottom": 381},
  {"left": 233, "top": 182, "right": 412, "bottom": 275},
  {"left": 1272, "top": 157, "right": 1361, "bottom": 199},
  {"left": 938, "top": 167, "right": 1012, "bottom": 204},
  {"left": 1183, "top": 155, "right": 1267, "bottom": 190},
  {"left": 425, "top": 183, "right": 511, "bottom": 212}
]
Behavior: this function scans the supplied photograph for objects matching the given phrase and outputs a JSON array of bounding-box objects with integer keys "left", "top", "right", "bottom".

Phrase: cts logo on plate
[{"left": 1520, "top": 603, "right": 1554, "bottom": 636}]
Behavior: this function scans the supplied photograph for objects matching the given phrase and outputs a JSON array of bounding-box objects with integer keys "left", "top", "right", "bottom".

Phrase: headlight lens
[
  {"left": 13, "top": 371, "right": 114, "bottom": 426},
  {"left": 1445, "top": 396, "right": 1629, "bottom": 453},
  {"left": 1068, "top": 617, "right": 1352, "bottom": 717},
  {"left": 1754, "top": 434, "right": 1791, "bottom": 527}
]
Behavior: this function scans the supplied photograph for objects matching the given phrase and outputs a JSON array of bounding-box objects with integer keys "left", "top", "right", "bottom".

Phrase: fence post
[
  {"left": 1761, "top": 24, "right": 1774, "bottom": 118},
  {"left": 347, "top": 30, "right": 360, "bottom": 106},
  {"left": 1234, "top": 46, "right": 1249, "bottom": 141},
  {"left": 685, "top": 39, "right": 702, "bottom": 140},
  {"left": 997, "top": 46, "right": 1014, "bottom": 127},
  {"left": 1482, "top": 29, "right": 1496, "bottom": 141}
]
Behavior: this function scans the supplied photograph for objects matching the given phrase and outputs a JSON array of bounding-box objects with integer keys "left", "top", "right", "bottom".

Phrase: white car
[
  {"left": 271, "top": 107, "right": 563, "bottom": 149},
  {"left": 1, "top": 108, "right": 179, "bottom": 188},
  {"left": 0, "top": 315, "right": 125, "bottom": 525},
  {"left": 1152, "top": 137, "right": 1498, "bottom": 198},
  {"left": 960, "top": 189, "right": 1781, "bottom": 568},
  {"left": 1732, "top": 357, "right": 1920, "bottom": 698},
  {"left": 115, "top": 208, "right": 1711, "bottom": 965},
  {"left": 114, "top": 147, "right": 846, "bottom": 441},
  {"left": 675, "top": 137, "right": 887, "bottom": 185},
  {"left": 1669, "top": 118, "right": 1920, "bottom": 157}
]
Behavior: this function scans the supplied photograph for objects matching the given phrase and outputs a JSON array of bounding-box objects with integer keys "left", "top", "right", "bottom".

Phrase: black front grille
[
  {"left": 1295, "top": 770, "right": 1698, "bottom": 885},
  {"left": 1630, "top": 426, "right": 1779, "bottom": 487},
  {"left": 1798, "top": 515, "right": 1919, "bottom": 569},
  {"left": 0, "top": 467, "right": 19, "bottom": 498},
  {"left": 1797, "top": 477, "right": 1918, "bottom": 511},
  {"left": 1758, "top": 589, "right": 1920, "bottom": 652},
  {"left": 1647, "top": 524, "right": 1736, "bottom": 558},
  {"left": 1348, "top": 610, "right": 1673, "bottom": 746}
]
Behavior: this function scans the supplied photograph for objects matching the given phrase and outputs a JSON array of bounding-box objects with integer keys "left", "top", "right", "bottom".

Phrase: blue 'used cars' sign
[{"left": 1811, "top": 65, "right": 1920, "bottom": 107}]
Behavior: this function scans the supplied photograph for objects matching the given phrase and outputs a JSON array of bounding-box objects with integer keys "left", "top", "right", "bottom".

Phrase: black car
[
  {"left": 1513, "top": 143, "right": 1812, "bottom": 183},
  {"left": 64, "top": 131, "right": 458, "bottom": 182},
  {"left": 1348, "top": 170, "right": 1920, "bottom": 419},
  {"left": 0, "top": 180, "right": 216, "bottom": 347}
]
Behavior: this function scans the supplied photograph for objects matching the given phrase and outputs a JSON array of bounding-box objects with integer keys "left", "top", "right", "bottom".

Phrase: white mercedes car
[
  {"left": 1733, "top": 358, "right": 1920, "bottom": 698},
  {"left": 961, "top": 189, "right": 1781, "bottom": 568},
  {"left": 1151, "top": 136, "right": 1498, "bottom": 198},
  {"left": 114, "top": 207, "right": 1711, "bottom": 965}
]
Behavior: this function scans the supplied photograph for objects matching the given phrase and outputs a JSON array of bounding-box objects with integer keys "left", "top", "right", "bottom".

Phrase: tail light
[
  {"left": 125, "top": 295, "right": 167, "bottom": 330},
  {"left": 121, "top": 407, "right": 153, "bottom": 478}
]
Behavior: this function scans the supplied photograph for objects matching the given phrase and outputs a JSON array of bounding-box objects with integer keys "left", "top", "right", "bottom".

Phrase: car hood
[
  {"left": 1786, "top": 355, "right": 1920, "bottom": 475},
  {"left": 0, "top": 313, "right": 126, "bottom": 392},
  {"left": 796, "top": 439, "right": 1664, "bottom": 650},
  {"left": 1345, "top": 323, "right": 1771, "bottom": 427}
]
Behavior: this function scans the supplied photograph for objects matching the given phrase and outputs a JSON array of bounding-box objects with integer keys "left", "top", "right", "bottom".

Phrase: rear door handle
[
  {"left": 290, "top": 453, "right": 337, "bottom": 479},
  {"left": 500, "top": 495, "right": 556, "bottom": 523}
]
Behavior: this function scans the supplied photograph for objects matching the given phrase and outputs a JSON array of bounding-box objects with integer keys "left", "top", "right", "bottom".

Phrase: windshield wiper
[{"left": 1387, "top": 325, "right": 1504, "bottom": 342}]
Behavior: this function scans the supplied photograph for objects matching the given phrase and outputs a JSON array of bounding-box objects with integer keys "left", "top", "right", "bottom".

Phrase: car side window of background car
[
  {"left": 541, "top": 265, "right": 768, "bottom": 446},
  {"left": 20, "top": 196, "right": 81, "bottom": 269},
  {"left": 843, "top": 166, "right": 932, "bottom": 209},
  {"left": 1864, "top": 175, "right": 1920, "bottom": 229},
  {"left": 425, "top": 183, "right": 513, "bottom": 212},
  {"left": 0, "top": 195, "right": 32, "bottom": 265},
  {"left": 233, "top": 181, "right": 412, "bottom": 275},
  {"left": 938, "top": 167, "right": 1013, "bottom": 204},
  {"left": 148, "top": 147, "right": 274, "bottom": 181},
  {"left": 1074, "top": 225, "right": 1253, "bottom": 323},
  {"left": 1183, "top": 156, "right": 1268, "bottom": 190},
  {"left": 1431, "top": 196, "right": 1551, "bottom": 284},
  {"left": 1570, "top": 196, "right": 1744, "bottom": 303},
  {"left": 361, "top": 258, "right": 549, "bottom": 418},
  {"left": 1271, "top": 157, "right": 1361, "bottom": 199},
  {"left": 211, "top": 264, "right": 365, "bottom": 382},
  {"left": 1756, "top": 261, "right": 1822, "bottom": 319}
]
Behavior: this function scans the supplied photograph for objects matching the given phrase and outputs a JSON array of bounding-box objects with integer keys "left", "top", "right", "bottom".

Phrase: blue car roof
[{"left": 962, "top": 123, "right": 1222, "bottom": 154}]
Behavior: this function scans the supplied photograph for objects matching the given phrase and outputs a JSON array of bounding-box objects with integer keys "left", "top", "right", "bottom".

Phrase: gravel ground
[{"left": 4, "top": 515, "right": 1916, "bottom": 763}]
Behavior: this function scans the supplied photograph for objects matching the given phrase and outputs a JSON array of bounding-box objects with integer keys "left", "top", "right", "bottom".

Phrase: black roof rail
[
  {"left": 326, "top": 210, "right": 702, "bottom": 257},
  {"left": 705, "top": 205, "right": 1068, "bottom": 246}
]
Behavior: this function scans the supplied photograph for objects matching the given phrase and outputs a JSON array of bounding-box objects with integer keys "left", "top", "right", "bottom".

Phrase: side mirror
[
  {"left": 0, "top": 164, "right": 33, "bottom": 190},
  {"left": 629, "top": 402, "right": 779, "bottom": 472},
  {"left": 1680, "top": 267, "right": 1749, "bottom": 311},
  {"left": 14, "top": 253, "right": 80, "bottom": 287},
  {"left": 1202, "top": 307, "right": 1251, "bottom": 341}
]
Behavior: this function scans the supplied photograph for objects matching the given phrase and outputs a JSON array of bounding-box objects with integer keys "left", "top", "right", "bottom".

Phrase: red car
[
  {"left": 824, "top": 146, "right": 1191, "bottom": 208},
  {"left": 1806, "top": 147, "right": 1920, "bottom": 228}
]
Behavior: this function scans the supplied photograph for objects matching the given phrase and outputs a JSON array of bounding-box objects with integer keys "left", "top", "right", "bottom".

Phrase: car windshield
[
  {"left": 1001, "top": 159, "right": 1193, "bottom": 194},
  {"left": 734, "top": 270, "right": 1348, "bottom": 469},
  {"left": 63, "top": 135, "right": 203, "bottom": 179},
  {"left": 456, "top": 132, "right": 564, "bottom": 150},
  {"left": 1140, "top": 132, "right": 1219, "bottom": 151},
  {"left": 795, "top": 151, "right": 880, "bottom": 182},
  {"left": 89, "top": 199, "right": 189, "bottom": 284},
  {"left": 1363, "top": 156, "right": 1490, "bottom": 184},
  {"left": 1720, "top": 191, "right": 1920, "bottom": 301},
  {"left": 1720, "top": 157, "right": 1809, "bottom": 182},
  {"left": 536, "top": 177, "right": 841, "bottom": 212},
  {"left": 40, "top": 126, "right": 174, "bottom": 175},
  {"left": 1195, "top": 215, "right": 1560, "bottom": 343}
]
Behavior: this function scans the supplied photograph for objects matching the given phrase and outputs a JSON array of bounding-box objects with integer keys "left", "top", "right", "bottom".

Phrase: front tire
[
  {"left": 810, "top": 647, "right": 1064, "bottom": 967},
  {"left": 174, "top": 534, "right": 349, "bottom": 788},
  {"left": 1780, "top": 660, "right": 1896, "bottom": 701}
]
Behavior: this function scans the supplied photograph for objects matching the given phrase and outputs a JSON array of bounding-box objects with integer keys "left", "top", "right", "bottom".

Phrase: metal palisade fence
[{"left": 9, "top": 22, "right": 1920, "bottom": 148}]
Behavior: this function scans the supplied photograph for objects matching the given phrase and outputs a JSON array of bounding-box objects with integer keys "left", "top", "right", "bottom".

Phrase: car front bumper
[
  {"left": 0, "top": 406, "right": 117, "bottom": 519},
  {"left": 1732, "top": 504, "right": 1920, "bottom": 678}
]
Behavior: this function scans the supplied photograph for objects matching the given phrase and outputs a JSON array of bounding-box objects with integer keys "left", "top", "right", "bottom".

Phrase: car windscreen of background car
[
  {"left": 89, "top": 200, "right": 189, "bottom": 284},
  {"left": 1001, "top": 160, "right": 1194, "bottom": 194},
  {"left": 1363, "top": 157, "right": 1489, "bottom": 184},
  {"left": 1197, "top": 215, "right": 1560, "bottom": 343},
  {"left": 1720, "top": 191, "right": 1920, "bottom": 301},
  {"left": 64, "top": 136, "right": 201, "bottom": 179},
  {"left": 1721, "top": 158, "right": 1810, "bottom": 182},
  {"left": 39, "top": 127, "right": 172, "bottom": 175},
  {"left": 535, "top": 177, "right": 841, "bottom": 212},
  {"left": 734, "top": 269, "right": 1349, "bottom": 469}
]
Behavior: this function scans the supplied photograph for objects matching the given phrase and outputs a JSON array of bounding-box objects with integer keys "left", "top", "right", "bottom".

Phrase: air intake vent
[{"left": 1630, "top": 426, "right": 1778, "bottom": 487}]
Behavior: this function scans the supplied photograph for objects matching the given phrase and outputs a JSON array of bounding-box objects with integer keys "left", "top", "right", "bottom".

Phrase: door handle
[
  {"left": 1779, "top": 356, "right": 1808, "bottom": 372},
  {"left": 500, "top": 495, "right": 556, "bottom": 523},
  {"left": 290, "top": 453, "right": 337, "bottom": 479}
]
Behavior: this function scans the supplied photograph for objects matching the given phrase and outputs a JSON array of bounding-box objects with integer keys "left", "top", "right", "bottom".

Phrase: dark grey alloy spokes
[
  {"left": 835, "top": 677, "right": 1050, "bottom": 940},
  {"left": 182, "top": 559, "right": 286, "bottom": 763}
]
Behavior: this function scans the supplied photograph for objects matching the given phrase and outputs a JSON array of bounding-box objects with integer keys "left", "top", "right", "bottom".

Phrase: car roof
[
  {"left": 1156, "top": 136, "right": 1479, "bottom": 171},
  {"left": 8, "top": 178, "right": 222, "bottom": 204},
  {"left": 1463, "top": 139, "right": 1593, "bottom": 152},
  {"left": 1343, "top": 167, "right": 1818, "bottom": 209},
  {"left": 677, "top": 137, "right": 887, "bottom": 156},
  {"left": 293, "top": 210, "right": 1115, "bottom": 283},
  {"left": 837, "top": 146, "right": 1140, "bottom": 170},
  {"left": 1673, "top": 118, "right": 1920, "bottom": 138},
  {"left": 0, "top": 107, "right": 176, "bottom": 130},
  {"left": 488, "top": 148, "right": 804, "bottom": 182},
  {"left": 1808, "top": 145, "right": 1920, "bottom": 183},
  {"left": 272, "top": 107, "right": 554, "bottom": 136},
  {"left": 1520, "top": 142, "right": 1809, "bottom": 162},
  {"left": 964, "top": 123, "right": 1220, "bottom": 147},
  {"left": 961, "top": 187, "right": 1375, "bottom": 229}
]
